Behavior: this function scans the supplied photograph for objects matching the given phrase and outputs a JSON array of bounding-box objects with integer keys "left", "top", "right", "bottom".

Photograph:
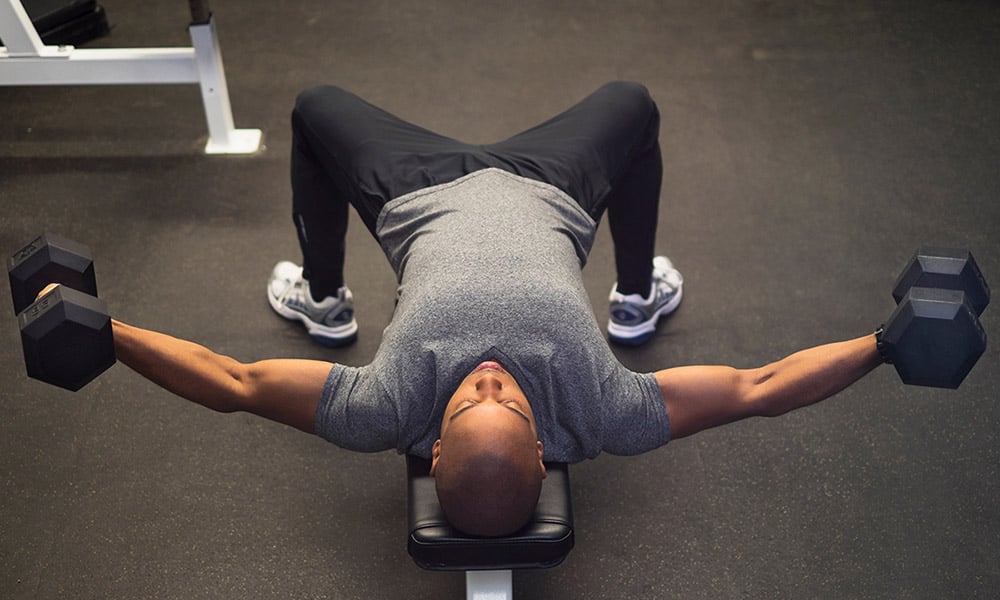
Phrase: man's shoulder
[{"left": 315, "top": 363, "right": 402, "bottom": 453}]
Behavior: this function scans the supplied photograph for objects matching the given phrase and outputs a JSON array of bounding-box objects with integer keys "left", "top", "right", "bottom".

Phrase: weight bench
[
  {"left": 406, "top": 455, "right": 574, "bottom": 599},
  {"left": 0, "top": 0, "right": 261, "bottom": 154}
]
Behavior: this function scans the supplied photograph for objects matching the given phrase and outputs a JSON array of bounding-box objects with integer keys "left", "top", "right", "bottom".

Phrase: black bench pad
[{"left": 406, "top": 454, "right": 574, "bottom": 571}]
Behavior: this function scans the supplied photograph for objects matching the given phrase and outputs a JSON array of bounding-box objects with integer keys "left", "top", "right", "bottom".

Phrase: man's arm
[
  {"left": 655, "top": 334, "right": 883, "bottom": 440},
  {"left": 112, "top": 320, "right": 332, "bottom": 434}
]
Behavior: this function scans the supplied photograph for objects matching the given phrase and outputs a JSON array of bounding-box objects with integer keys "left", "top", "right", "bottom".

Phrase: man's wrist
[{"left": 874, "top": 326, "right": 893, "bottom": 364}]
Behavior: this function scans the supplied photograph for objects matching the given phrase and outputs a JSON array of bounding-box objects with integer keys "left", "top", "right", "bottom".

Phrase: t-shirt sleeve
[
  {"left": 313, "top": 364, "right": 399, "bottom": 452},
  {"left": 600, "top": 369, "right": 671, "bottom": 455}
]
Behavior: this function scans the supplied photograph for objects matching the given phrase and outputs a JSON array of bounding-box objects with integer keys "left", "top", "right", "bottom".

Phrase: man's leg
[
  {"left": 484, "top": 81, "right": 662, "bottom": 295},
  {"left": 289, "top": 112, "right": 350, "bottom": 300},
  {"left": 277, "top": 86, "right": 504, "bottom": 344},
  {"left": 289, "top": 85, "right": 497, "bottom": 297}
]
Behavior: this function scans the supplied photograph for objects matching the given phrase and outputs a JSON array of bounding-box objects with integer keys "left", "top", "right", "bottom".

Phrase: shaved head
[
  {"left": 431, "top": 361, "right": 546, "bottom": 537},
  {"left": 434, "top": 409, "right": 543, "bottom": 536}
]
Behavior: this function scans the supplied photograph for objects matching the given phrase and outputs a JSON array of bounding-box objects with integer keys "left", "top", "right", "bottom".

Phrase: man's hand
[{"left": 35, "top": 282, "right": 60, "bottom": 300}]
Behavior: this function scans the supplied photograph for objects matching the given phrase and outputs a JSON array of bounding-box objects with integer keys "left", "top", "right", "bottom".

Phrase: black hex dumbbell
[
  {"left": 878, "top": 247, "right": 990, "bottom": 389},
  {"left": 8, "top": 234, "right": 115, "bottom": 391},
  {"left": 891, "top": 247, "right": 990, "bottom": 317},
  {"left": 9, "top": 233, "right": 98, "bottom": 315}
]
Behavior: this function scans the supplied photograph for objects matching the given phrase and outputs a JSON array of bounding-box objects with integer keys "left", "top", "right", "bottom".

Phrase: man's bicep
[
  {"left": 243, "top": 359, "right": 334, "bottom": 434},
  {"left": 654, "top": 366, "right": 758, "bottom": 440}
]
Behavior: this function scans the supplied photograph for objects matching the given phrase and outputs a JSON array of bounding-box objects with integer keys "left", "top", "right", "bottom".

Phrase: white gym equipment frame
[
  {"left": 466, "top": 570, "right": 513, "bottom": 600},
  {"left": 0, "top": 0, "right": 262, "bottom": 154}
]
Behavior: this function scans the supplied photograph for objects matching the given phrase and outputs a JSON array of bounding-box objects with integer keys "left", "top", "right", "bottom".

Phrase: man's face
[
  {"left": 439, "top": 361, "right": 538, "bottom": 437},
  {"left": 431, "top": 361, "right": 545, "bottom": 476}
]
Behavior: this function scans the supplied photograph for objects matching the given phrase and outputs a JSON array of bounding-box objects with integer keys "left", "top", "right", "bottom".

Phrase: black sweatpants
[{"left": 289, "top": 81, "right": 663, "bottom": 299}]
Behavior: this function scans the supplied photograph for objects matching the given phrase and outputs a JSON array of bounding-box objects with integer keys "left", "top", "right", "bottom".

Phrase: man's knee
[
  {"left": 599, "top": 81, "right": 658, "bottom": 119},
  {"left": 293, "top": 85, "right": 360, "bottom": 124}
]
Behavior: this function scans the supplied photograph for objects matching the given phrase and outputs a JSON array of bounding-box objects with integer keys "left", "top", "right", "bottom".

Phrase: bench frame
[{"left": 0, "top": 0, "right": 261, "bottom": 154}]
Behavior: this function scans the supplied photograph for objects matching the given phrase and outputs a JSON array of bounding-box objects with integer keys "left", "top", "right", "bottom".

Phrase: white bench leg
[
  {"left": 0, "top": 0, "right": 261, "bottom": 155},
  {"left": 466, "top": 570, "right": 512, "bottom": 600},
  {"left": 188, "top": 16, "right": 261, "bottom": 154}
]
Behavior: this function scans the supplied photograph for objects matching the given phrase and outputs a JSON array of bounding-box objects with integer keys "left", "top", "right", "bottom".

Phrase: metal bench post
[
  {"left": 466, "top": 570, "right": 512, "bottom": 600},
  {"left": 0, "top": 0, "right": 261, "bottom": 154}
]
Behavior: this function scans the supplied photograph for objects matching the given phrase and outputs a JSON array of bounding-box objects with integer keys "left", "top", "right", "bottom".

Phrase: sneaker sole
[
  {"left": 607, "top": 286, "right": 683, "bottom": 346},
  {"left": 268, "top": 291, "right": 358, "bottom": 347}
]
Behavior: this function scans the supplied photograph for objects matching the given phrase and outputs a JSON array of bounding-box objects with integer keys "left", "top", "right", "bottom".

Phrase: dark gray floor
[{"left": 2, "top": 1, "right": 999, "bottom": 598}]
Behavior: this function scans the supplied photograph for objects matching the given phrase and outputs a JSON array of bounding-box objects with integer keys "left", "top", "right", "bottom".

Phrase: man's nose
[{"left": 475, "top": 374, "right": 503, "bottom": 394}]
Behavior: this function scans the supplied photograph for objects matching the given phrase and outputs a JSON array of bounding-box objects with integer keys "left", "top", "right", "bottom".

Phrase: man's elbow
[
  {"left": 216, "top": 360, "right": 257, "bottom": 413},
  {"left": 741, "top": 367, "right": 787, "bottom": 418}
]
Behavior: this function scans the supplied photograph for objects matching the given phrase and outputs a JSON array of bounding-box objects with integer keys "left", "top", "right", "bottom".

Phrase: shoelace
[{"left": 652, "top": 268, "right": 682, "bottom": 291}]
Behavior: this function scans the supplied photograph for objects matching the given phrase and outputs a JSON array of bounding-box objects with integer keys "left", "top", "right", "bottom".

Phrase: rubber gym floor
[{"left": 2, "top": 1, "right": 998, "bottom": 598}]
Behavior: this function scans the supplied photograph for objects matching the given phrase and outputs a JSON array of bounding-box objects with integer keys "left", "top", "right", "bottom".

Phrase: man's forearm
[
  {"left": 110, "top": 320, "right": 331, "bottom": 432},
  {"left": 112, "top": 320, "right": 248, "bottom": 413},
  {"left": 657, "top": 334, "right": 884, "bottom": 440},
  {"left": 748, "top": 334, "right": 884, "bottom": 417}
]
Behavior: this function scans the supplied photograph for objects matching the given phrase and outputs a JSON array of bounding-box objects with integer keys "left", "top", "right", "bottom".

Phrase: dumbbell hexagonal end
[
  {"left": 18, "top": 286, "right": 116, "bottom": 392},
  {"left": 882, "top": 287, "right": 987, "bottom": 389},
  {"left": 8, "top": 233, "right": 97, "bottom": 316},
  {"left": 891, "top": 247, "right": 990, "bottom": 316}
]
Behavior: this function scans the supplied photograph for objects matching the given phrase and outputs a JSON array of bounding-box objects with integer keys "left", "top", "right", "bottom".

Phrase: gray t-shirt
[{"left": 315, "top": 168, "right": 670, "bottom": 463}]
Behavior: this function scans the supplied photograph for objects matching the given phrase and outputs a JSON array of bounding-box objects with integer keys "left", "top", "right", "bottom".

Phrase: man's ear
[
  {"left": 537, "top": 440, "right": 547, "bottom": 479},
  {"left": 429, "top": 439, "right": 442, "bottom": 476}
]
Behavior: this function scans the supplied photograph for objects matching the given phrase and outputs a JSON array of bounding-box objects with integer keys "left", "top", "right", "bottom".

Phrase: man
[{"left": 110, "top": 82, "right": 883, "bottom": 537}]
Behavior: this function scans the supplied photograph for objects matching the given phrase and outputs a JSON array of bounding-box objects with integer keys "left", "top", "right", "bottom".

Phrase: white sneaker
[
  {"left": 267, "top": 261, "right": 358, "bottom": 347},
  {"left": 607, "top": 256, "right": 684, "bottom": 345}
]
